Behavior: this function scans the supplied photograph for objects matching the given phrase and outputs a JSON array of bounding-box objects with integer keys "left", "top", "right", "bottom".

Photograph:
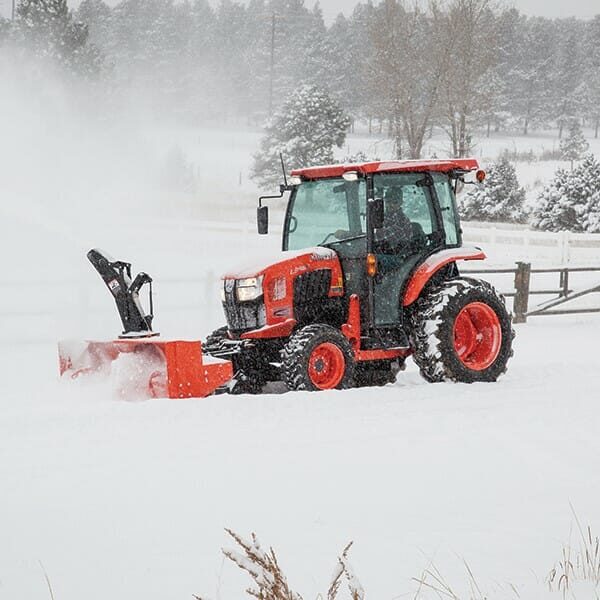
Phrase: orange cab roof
[{"left": 290, "top": 158, "right": 479, "bottom": 180}]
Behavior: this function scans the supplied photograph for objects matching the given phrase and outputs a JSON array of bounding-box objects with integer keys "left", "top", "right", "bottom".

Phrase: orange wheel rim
[
  {"left": 308, "top": 342, "right": 345, "bottom": 389},
  {"left": 453, "top": 302, "right": 502, "bottom": 371}
]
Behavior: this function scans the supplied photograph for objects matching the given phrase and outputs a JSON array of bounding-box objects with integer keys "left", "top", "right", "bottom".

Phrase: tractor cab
[{"left": 276, "top": 160, "right": 474, "bottom": 343}]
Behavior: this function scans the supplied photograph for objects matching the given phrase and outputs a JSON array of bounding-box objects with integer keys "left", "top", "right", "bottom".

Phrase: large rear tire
[
  {"left": 282, "top": 324, "right": 354, "bottom": 392},
  {"left": 409, "top": 277, "right": 514, "bottom": 383}
]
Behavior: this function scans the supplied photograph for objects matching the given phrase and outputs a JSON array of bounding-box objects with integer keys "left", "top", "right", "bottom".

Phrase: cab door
[{"left": 370, "top": 172, "right": 441, "bottom": 327}]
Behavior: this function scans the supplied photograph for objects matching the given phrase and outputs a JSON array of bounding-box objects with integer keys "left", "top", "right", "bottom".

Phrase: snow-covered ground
[
  {"left": 2, "top": 316, "right": 600, "bottom": 600},
  {"left": 2, "top": 121, "right": 600, "bottom": 599}
]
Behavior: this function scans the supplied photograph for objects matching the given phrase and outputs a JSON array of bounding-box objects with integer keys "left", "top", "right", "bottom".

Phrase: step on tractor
[{"left": 59, "top": 158, "right": 514, "bottom": 398}]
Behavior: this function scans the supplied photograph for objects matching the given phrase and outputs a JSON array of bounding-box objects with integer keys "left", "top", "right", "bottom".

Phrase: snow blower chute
[{"left": 58, "top": 249, "right": 233, "bottom": 399}]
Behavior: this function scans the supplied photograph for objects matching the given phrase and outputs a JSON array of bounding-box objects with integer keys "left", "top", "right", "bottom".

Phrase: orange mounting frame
[
  {"left": 341, "top": 294, "right": 411, "bottom": 362},
  {"left": 241, "top": 318, "right": 297, "bottom": 339}
]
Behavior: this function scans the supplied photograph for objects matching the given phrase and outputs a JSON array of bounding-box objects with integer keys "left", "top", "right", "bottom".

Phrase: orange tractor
[{"left": 59, "top": 158, "right": 513, "bottom": 398}]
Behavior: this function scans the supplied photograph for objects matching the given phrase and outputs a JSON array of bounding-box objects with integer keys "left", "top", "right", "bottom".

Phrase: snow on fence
[{"left": 462, "top": 221, "right": 600, "bottom": 265}]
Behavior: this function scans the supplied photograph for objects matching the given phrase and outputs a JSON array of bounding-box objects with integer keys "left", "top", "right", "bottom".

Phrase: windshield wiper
[{"left": 320, "top": 233, "right": 366, "bottom": 246}]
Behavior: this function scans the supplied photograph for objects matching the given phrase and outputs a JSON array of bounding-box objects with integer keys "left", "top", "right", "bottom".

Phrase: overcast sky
[{"left": 1, "top": 0, "right": 598, "bottom": 23}]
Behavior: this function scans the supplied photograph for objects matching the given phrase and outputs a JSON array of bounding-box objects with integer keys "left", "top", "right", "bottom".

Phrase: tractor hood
[
  {"left": 222, "top": 247, "right": 340, "bottom": 280},
  {"left": 220, "top": 246, "right": 345, "bottom": 339}
]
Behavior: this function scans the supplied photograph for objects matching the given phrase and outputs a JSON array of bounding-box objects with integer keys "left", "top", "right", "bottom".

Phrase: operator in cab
[{"left": 374, "top": 185, "right": 426, "bottom": 271}]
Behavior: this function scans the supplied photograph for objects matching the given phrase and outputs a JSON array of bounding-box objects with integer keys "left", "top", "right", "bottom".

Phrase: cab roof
[{"left": 290, "top": 158, "right": 479, "bottom": 180}]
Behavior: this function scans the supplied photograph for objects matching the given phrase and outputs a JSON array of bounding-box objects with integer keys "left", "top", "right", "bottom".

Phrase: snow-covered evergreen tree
[
  {"left": 251, "top": 85, "right": 350, "bottom": 188},
  {"left": 586, "top": 190, "right": 600, "bottom": 233},
  {"left": 508, "top": 17, "right": 555, "bottom": 135},
  {"left": 15, "top": 0, "right": 103, "bottom": 77},
  {"left": 532, "top": 154, "right": 600, "bottom": 232},
  {"left": 76, "top": 0, "right": 111, "bottom": 48},
  {"left": 560, "top": 119, "right": 589, "bottom": 170},
  {"left": 459, "top": 156, "right": 527, "bottom": 223}
]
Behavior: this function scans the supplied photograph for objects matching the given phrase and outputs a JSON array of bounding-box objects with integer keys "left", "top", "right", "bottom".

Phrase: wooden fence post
[
  {"left": 559, "top": 268, "right": 569, "bottom": 297},
  {"left": 513, "top": 261, "right": 531, "bottom": 323}
]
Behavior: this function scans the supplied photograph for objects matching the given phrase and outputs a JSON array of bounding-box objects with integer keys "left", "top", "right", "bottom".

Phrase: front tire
[
  {"left": 410, "top": 277, "right": 514, "bottom": 383},
  {"left": 282, "top": 324, "right": 354, "bottom": 391}
]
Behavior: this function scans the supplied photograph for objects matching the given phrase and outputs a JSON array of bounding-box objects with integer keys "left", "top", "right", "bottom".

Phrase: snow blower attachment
[{"left": 58, "top": 249, "right": 233, "bottom": 399}]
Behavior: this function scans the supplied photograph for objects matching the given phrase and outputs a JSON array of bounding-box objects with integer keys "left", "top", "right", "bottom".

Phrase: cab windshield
[{"left": 284, "top": 178, "right": 367, "bottom": 251}]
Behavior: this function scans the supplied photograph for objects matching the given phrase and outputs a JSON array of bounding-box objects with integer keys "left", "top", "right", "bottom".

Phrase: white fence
[
  {"left": 2, "top": 220, "right": 599, "bottom": 345},
  {"left": 462, "top": 221, "right": 600, "bottom": 265}
]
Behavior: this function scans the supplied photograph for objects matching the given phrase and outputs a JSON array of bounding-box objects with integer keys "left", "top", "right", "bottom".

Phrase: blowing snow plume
[
  {"left": 0, "top": 10, "right": 207, "bottom": 344},
  {"left": 0, "top": 56, "right": 166, "bottom": 224}
]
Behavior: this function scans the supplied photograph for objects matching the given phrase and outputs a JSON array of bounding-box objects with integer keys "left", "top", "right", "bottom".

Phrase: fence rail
[
  {"left": 462, "top": 263, "right": 600, "bottom": 323},
  {"left": 462, "top": 222, "right": 600, "bottom": 265}
]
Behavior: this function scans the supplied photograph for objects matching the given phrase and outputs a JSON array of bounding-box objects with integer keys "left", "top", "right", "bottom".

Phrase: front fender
[{"left": 402, "top": 246, "right": 486, "bottom": 307}]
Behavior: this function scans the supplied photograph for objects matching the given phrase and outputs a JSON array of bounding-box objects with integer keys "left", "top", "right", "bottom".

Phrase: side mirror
[
  {"left": 257, "top": 205, "right": 269, "bottom": 235},
  {"left": 368, "top": 198, "right": 385, "bottom": 230}
]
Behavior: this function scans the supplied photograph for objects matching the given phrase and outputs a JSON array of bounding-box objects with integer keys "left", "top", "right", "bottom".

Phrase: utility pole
[
  {"left": 268, "top": 12, "right": 275, "bottom": 118},
  {"left": 12, "top": 0, "right": 16, "bottom": 20}
]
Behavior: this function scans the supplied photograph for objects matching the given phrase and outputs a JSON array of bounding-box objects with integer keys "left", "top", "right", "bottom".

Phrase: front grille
[
  {"left": 223, "top": 289, "right": 266, "bottom": 333},
  {"left": 293, "top": 269, "right": 331, "bottom": 304}
]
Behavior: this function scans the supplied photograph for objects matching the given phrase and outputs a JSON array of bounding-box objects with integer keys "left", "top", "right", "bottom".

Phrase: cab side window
[
  {"left": 432, "top": 174, "right": 460, "bottom": 246},
  {"left": 373, "top": 173, "right": 437, "bottom": 241},
  {"left": 400, "top": 184, "right": 434, "bottom": 235}
]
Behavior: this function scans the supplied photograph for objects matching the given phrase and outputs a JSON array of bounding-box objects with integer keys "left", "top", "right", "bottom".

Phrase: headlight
[{"left": 236, "top": 276, "right": 263, "bottom": 302}]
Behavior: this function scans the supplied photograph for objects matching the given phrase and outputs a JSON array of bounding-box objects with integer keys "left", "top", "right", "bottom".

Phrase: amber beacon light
[{"left": 366, "top": 253, "right": 378, "bottom": 277}]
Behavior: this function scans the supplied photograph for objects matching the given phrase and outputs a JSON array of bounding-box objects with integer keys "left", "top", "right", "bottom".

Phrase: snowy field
[
  {"left": 2, "top": 123, "right": 600, "bottom": 599},
  {"left": 3, "top": 316, "right": 600, "bottom": 599}
]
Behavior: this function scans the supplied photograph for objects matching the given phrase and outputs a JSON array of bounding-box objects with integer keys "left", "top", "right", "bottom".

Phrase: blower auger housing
[{"left": 59, "top": 158, "right": 513, "bottom": 398}]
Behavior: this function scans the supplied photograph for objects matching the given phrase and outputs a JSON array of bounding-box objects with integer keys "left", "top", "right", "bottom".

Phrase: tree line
[{"left": 1, "top": 0, "right": 600, "bottom": 160}]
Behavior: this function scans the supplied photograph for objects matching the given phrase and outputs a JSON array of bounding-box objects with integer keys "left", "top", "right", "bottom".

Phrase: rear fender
[{"left": 402, "top": 247, "right": 486, "bottom": 307}]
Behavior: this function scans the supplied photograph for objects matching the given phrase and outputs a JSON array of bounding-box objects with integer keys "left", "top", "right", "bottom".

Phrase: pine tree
[
  {"left": 586, "top": 16, "right": 600, "bottom": 138},
  {"left": 585, "top": 190, "right": 600, "bottom": 233},
  {"left": 532, "top": 154, "right": 600, "bottom": 233},
  {"left": 508, "top": 17, "right": 555, "bottom": 135},
  {"left": 553, "top": 20, "right": 587, "bottom": 139},
  {"left": 0, "top": 17, "right": 10, "bottom": 44},
  {"left": 560, "top": 119, "right": 589, "bottom": 170},
  {"left": 15, "top": 0, "right": 103, "bottom": 77},
  {"left": 76, "top": 0, "right": 111, "bottom": 48},
  {"left": 459, "top": 156, "right": 527, "bottom": 224},
  {"left": 251, "top": 84, "right": 350, "bottom": 188}
]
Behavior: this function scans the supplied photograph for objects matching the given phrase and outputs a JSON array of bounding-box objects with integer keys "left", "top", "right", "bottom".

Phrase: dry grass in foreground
[
  {"left": 194, "top": 528, "right": 364, "bottom": 600},
  {"left": 195, "top": 514, "right": 600, "bottom": 600},
  {"left": 547, "top": 508, "right": 600, "bottom": 598}
]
